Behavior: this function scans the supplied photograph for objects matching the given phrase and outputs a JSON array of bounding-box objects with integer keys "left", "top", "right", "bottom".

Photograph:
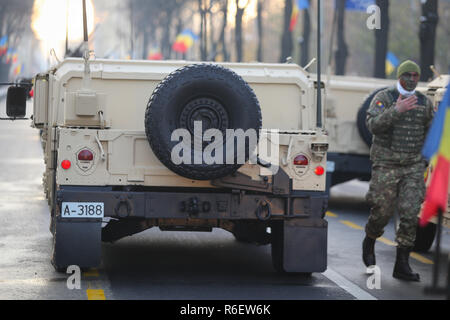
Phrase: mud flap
[
  {"left": 272, "top": 219, "right": 327, "bottom": 273},
  {"left": 51, "top": 219, "right": 102, "bottom": 271}
]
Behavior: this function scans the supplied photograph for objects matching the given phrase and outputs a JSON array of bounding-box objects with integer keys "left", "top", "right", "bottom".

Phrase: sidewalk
[{"left": 0, "top": 87, "right": 7, "bottom": 99}]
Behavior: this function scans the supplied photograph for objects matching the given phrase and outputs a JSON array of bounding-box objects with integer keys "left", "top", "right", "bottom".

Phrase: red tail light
[
  {"left": 78, "top": 149, "right": 94, "bottom": 161},
  {"left": 314, "top": 166, "right": 325, "bottom": 176},
  {"left": 293, "top": 155, "right": 309, "bottom": 166},
  {"left": 61, "top": 160, "right": 71, "bottom": 170}
]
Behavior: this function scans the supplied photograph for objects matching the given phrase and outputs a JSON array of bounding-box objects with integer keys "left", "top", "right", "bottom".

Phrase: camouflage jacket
[{"left": 366, "top": 87, "right": 434, "bottom": 166}]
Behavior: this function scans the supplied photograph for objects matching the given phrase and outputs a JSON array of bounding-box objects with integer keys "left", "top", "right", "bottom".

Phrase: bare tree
[
  {"left": 256, "top": 0, "right": 264, "bottom": 62},
  {"left": 235, "top": 0, "right": 250, "bottom": 62},
  {"left": 0, "top": 0, "right": 34, "bottom": 81},
  {"left": 299, "top": 0, "right": 311, "bottom": 67},
  {"left": 419, "top": 0, "right": 439, "bottom": 81},
  {"left": 129, "top": 0, "right": 196, "bottom": 60},
  {"left": 374, "top": 0, "right": 389, "bottom": 78},
  {"left": 335, "top": 0, "right": 348, "bottom": 75},
  {"left": 199, "top": 0, "right": 228, "bottom": 62},
  {"left": 218, "top": 0, "right": 229, "bottom": 61},
  {"left": 198, "top": 0, "right": 217, "bottom": 60},
  {"left": 206, "top": 0, "right": 222, "bottom": 61},
  {"left": 280, "top": 0, "right": 293, "bottom": 63}
]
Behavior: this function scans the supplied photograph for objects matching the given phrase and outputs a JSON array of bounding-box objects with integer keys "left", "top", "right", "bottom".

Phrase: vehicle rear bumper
[{"left": 56, "top": 186, "right": 329, "bottom": 221}]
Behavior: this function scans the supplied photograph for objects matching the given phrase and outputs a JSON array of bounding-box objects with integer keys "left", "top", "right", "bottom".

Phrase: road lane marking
[
  {"left": 337, "top": 219, "right": 434, "bottom": 265},
  {"left": 323, "top": 268, "right": 378, "bottom": 300},
  {"left": 339, "top": 220, "right": 364, "bottom": 230},
  {"left": 326, "top": 211, "right": 338, "bottom": 218},
  {"left": 377, "top": 237, "right": 397, "bottom": 246},
  {"left": 410, "top": 252, "right": 434, "bottom": 265},
  {"left": 83, "top": 269, "right": 100, "bottom": 277},
  {"left": 84, "top": 269, "right": 107, "bottom": 300},
  {"left": 0, "top": 278, "right": 66, "bottom": 286},
  {"left": 86, "top": 289, "right": 106, "bottom": 300}
]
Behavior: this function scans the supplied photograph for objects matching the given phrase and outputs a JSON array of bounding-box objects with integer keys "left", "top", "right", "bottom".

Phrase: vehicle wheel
[
  {"left": 232, "top": 222, "right": 271, "bottom": 245},
  {"left": 271, "top": 221, "right": 285, "bottom": 273},
  {"left": 413, "top": 223, "right": 437, "bottom": 252},
  {"left": 145, "top": 64, "right": 262, "bottom": 180},
  {"left": 356, "top": 87, "right": 388, "bottom": 147}
]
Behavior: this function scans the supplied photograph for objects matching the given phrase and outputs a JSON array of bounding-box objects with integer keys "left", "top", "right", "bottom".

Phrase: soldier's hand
[{"left": 395, "top": 94, "right": 418, "bottom": 113}]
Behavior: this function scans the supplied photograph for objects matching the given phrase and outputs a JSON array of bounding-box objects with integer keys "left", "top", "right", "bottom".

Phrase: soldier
[{"left": 362, "top": 60, "right": 434, "bottom": 281}]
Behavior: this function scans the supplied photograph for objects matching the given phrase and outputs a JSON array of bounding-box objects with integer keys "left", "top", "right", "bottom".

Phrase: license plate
[{"left": 61, "top": 202, "right": 104, "bottom": 218}]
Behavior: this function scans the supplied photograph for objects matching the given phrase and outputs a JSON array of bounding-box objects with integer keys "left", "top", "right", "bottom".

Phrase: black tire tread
[
  {"left": 357, "top": 87, "right": 389, "bottom": 147},
  {"left": 145, "top": 63, "right": 261, "bottom": 180}
]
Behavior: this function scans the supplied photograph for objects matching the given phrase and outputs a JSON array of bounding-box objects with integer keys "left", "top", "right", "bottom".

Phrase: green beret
[{"left": 397, "top": 60, "right": 421, "bottom": 78}]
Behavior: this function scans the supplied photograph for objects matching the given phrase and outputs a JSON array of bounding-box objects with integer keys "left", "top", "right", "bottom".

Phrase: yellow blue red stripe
[{"left": 420, "top": 85, "right": 450, "bottom": 226}]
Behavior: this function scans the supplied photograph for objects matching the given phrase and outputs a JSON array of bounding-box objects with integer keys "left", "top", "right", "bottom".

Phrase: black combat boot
[
  {"left": 362, "top": 236, "right": 376, "bottom": 267},
  {"left": 393, "top": 247, "right": 420, "bottom": 282}
]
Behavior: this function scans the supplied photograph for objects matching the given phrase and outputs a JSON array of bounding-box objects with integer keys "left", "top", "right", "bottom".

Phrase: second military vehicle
[{"left": 5, "top": 51, "right": 330, "bottom": 273}]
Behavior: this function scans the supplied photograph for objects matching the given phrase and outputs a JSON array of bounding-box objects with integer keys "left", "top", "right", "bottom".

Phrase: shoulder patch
[{"left": 375, "top": 101, "right": 385, "bottom": 109}]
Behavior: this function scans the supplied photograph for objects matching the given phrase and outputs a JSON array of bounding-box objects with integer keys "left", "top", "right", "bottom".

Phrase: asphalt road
[{"left": 0, "top": 98, "right": 448, "bottom": 301}]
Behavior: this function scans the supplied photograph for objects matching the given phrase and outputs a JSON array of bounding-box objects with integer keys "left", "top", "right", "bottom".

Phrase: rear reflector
[
  {"left": 78, "top": 149, "right": 94, "bottom": 161},
  {"left": 61, "top": 160, "right": 71, "bottom": 170},
  {"left": 314, "top": 166, "right": 325, "bottom": 176},
  {"left": 293, "top": 154, "right": 309, "bottom": 166}
]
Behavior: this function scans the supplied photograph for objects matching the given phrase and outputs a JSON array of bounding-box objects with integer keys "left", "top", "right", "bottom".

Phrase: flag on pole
[
  {"left": 12, "top": 52, "right": 18, "bottom": 64},
  {"left": 289, "top": 0, "right": 309, "bottom": 32},
  {"left": 420, "top": 85, "right": 450, "bottom": 226},
  {"left": 344, "top": 0, "right": 375, "bottom": 11},
  {"left": 0, "top": 35, "right": 8, "bottom": 56},
  {"left": 147, "top": 47, "right": 163, "bottom": 60},
  {"left": 13, "top": 63, "right": 22, "bottom": 76},
  {"left": 5, "top": 48, "right": 13, "bottom": 63},
  {"left": 172, "top": 29, "right": 198, "bottom": 54},
  {"left": 385, "top": 52, "right": 400, "bottom": 76}
]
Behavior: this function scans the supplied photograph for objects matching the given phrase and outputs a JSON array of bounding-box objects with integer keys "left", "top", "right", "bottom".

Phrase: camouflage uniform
[{"left": 365, "top": 87, "right": 434, "bottom": 248}]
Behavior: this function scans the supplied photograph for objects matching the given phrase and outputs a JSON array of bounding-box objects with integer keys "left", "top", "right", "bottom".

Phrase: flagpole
[
  {"left": 316, "top": 0, "right": 322, "bottom": 129},
  {"left": 432, "top": 208, "right": 442, "bottom": 288},
  {"left": 65, "top": 0, "right": 69, "bottom": 57},
  {"left": 447, "top": 251, "right": 450, "bottom": 300},
  {"left": 424, "top": 208, "right": 447, "bottom": 297}
]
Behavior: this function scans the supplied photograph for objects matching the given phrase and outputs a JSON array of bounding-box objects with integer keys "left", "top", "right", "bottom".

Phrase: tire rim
[
  {"left": 178, "top": 98, "right": 230, "bottom": 153},
  {"left": 179, "top": 97, "right": 229, "bottom": 136}
]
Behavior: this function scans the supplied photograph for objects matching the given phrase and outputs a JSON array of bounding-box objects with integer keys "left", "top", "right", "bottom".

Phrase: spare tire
[
  {"left": 145, "top": 64, "right": 262, "bottom": 181},
  {"left": 356, "top": 87, "right": 389, "bottom": 147}
]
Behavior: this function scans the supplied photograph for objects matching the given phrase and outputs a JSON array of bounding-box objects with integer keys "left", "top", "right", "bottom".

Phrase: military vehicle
[
  {"left": 323, "top": 72, "right": 450, "bottom": 252},
  {"left": 0, "top": 0, "right": 334, "bottom": 274},
  {"left": 2, "top": 47, "right": 332, "bottom": 274}
]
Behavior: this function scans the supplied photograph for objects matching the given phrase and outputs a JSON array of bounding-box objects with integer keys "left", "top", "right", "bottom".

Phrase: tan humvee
[{"left": 5, "top": 57, "right": 329, "bottom": 273}]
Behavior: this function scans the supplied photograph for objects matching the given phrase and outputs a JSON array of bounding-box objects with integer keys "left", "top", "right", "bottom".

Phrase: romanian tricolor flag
[
  {"left": 344, "top": 0, "right": 375, "bottom": 11},
  {"left": 172, "top": 29, "right": 198, "bottom": 54},
  {"left": 0, "top": 35, "right": 8, "bottom": 56},
  {"left": 5, "top": 48, "right": 13, "bottom": 63},
  {"left": 147, "top": 48, "right": 163, "bottom": 60},
  {"left": 420, "top": 85, "right": 450, "bottom": 226},
  {"left": 13, "top": 63, "right": 22, "bottom": 76},
  {"left": 289, "top": 0, "right": 309, "bottom": 32},
  {"left": 386, "top": 52, "right": 399, "bottom": 76}
]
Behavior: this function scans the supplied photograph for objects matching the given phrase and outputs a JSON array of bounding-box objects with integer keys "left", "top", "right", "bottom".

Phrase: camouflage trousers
[{"left": 365, "top": 162, "right": 426, "bottom": 248}]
